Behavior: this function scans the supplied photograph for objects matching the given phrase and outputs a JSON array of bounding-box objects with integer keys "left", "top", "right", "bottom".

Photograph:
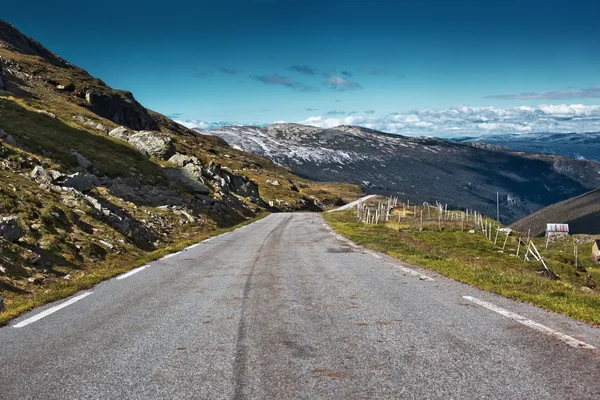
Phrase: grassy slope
[
  {"left": 324, "top": 204, "right": 600, "bottom": 326},
  {"left": 510, "top": 188, "right": 600, "bottom": 237}
]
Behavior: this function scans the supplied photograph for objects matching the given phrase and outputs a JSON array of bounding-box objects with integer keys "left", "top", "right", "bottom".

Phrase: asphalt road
[{"left": 2, "top": 213, "right": 600, "bottom": 399}]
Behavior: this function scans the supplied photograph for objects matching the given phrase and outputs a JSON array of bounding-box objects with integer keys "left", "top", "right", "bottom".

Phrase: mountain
[
  {"left": 510, "top": 188, "right": 600, "bottom": 237},
  {"left": 452, "top": 131, "right": 600, "bottom": 162},
  {"left": 0, "top": 19, "right": 360, "bottom": 311},
  {"left": 207, "top": 124, "right": 600, "bottom": 224}
]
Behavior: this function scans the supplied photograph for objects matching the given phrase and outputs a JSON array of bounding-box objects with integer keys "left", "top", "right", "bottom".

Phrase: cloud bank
[
  {"left": 175, "top": 104, "right": 600, "bottom": 137},
  {"left": 485, "top": 86, "right": 600, "bottom": 100},
  {"left": 296, "top": 104, "right": 600, "bottom": 137}
]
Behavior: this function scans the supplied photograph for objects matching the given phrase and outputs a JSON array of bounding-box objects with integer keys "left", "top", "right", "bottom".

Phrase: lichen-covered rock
[
  {"left": 63, "top": 172, "right": 100, "bottom": 192},
  {"left": 163, "top": 167, "right": 210, "bottom": 195},
  {"left": 30, "top": 165, "right": 53, "bottom": 183},
  {"left": 168, "top": 153, "right": 199, "bottom": 166},
  {"left": 0, "top": 216, "right": 25, "bottom": 242},
  {"left": 128, "top": 131, "right": 175, "bottom": 160},
  {"left": 108, "top": 126, "right": 131, "bottom": 141}
]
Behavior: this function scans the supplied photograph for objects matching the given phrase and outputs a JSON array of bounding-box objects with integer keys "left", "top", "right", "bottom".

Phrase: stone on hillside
[
  {"left": 4, "top": 135, "right": 18, "bottom": 147},
  {"left": 108, "top": 126, "right": 131, "bottom": 141},
  {"left": 96, "top": 123, "right": 108, "bottom": 133},
  {"left": 163, "top": 168, "right": 211, "bottom": 195},
  {"left": 56, "top": 83, "right": 75, "bottom": 91},
  {"left": 168, "top": 153, "right": 199, "bottom": 166},
  {"left": 0, "top": 129, "right": 6, "bottom": 139},
  {"left": 30, "top": 165, "right": 53, "bottom": 183},
  {"left": 48, "top": 170, "right": 64, "bottom": 181},
  {"left": 36, "top": 109, "right": 56, "bottom": 119},
  {"left": 71, "top": 151, "right": 93, "bottom": 169},
  {"left": 0, "top": 216, "right": 25, "bottom": 242},
  {"left": 182, "top": 163, "right": 204, "bottom": 181},
  {"left": 63, "top": 172, "right": 100, "bottom": 192},
  {"left": 128, "top": 131, "right": 175, "bottom": 159}
]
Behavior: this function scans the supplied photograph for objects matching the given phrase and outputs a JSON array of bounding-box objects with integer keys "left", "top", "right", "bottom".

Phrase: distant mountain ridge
[
  {"left": 453, "top": 131, "right": 600, "bottom": 162},
  {"left": 206, "top": 123, "right": 600, "bottom": 224}
]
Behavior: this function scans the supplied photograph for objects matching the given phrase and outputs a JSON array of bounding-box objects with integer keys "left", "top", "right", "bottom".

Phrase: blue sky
[{"left": 2, "top": 0, "right": 600, "bottom": 134}]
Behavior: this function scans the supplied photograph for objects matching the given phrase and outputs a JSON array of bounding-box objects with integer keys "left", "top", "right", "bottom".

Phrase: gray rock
[
  {"left": 96, "top": 123, "right": 109, "bottom": 133},
  {"left": 36, "top": 110, "right": 56, "bottom": 119},
  {"left": 48, "top": 170, "right": 64, "bottom": 181},
  {"left": 182, "top": 163, "right": 204, "bottom": 181},
  {"left": 30, "top": 166, "right": 53, "bottom": 183},
  {"left": 83, "top": 195, "right": 103, "bottom": 215},
  {"left": 0, "top": 295, "right": 4, "bottom": 313},
  {"left": 0, "top": 216, "right": 25, "bottom": 242},
  {"left": 4, "top": 135, "right": 18, "bottom": 147},
  {"left": 163, "top": 167, "right": 211, "bottom": 195},
  {"left": 0, "top": 129, "right": 6, "bottom": 139},
  {"left": 71, "top": 151, "right": 93, "bottom": 169},
  {"left": 168, "top": 153, "right": 199, "bottom": 166},
  {"left": 108, "top": 126, "right": 131, "bottom": 141},
  {"left": 128, "top": 131, "right": 175, "bottom": 160},
  {"left": 63, "top": 173, "right": 100, "bottom": 192}
]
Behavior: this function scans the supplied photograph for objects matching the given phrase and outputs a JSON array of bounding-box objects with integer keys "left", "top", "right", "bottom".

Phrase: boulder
[
  {"left": 108, "top": 126, "right": 131, "bottom": 141},
  {"left": 128, "top": 131, "right": 175, "bottom": 159},
  {"left": 0, "top": 216, "right": 25, "bottom": 242},
  {"left": 36, "top": 110, "right": 56, "bottom": 119},
  {"left": 71, "top": 151, "right": 93, "bottom": 169},
  {"left": 163, "top": 167, "right": 211, "bottom": 195},
  {"left": 30, "top": 165, "right": 53, "bottom": 183},
  {"left": 48, "top": 169, "right": 65, "bottom": 181},
  {"left": 4, "top": 135, "right": 18, "bottom": 147},
  {"left": 168, "top": 153, "right": 199, "bottom": 166},
  {"left": 63, "top": 173, "right": 100, "bottom": 192},
  {"left": 96, "top": 123, "right": 109, "bottom": 133}
]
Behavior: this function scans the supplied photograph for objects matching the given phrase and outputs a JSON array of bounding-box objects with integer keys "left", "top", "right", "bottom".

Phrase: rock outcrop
[
  {"left": 128, "top": 131, "right": 175, "bottom": 159},
  {"left": 108, "top": 126, "right": 131, "bottom": 141},
  {"left": 0, "top": 216, "right": 25, "bottom": 242},
  {"left": 85, "top": 90, "right": 158, "bottom": 131}
]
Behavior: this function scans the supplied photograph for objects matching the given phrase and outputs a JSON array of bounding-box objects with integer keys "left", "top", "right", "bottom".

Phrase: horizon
[{"left": 3, "top": 0, "right": 600, "bottom": 136}]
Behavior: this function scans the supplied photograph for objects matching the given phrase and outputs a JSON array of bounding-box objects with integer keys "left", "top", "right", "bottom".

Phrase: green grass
[{"left": 324, "top": 207, "right": 600, "bottom": 326}]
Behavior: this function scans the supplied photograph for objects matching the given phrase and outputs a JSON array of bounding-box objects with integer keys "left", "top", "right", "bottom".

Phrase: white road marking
[
  {"left": 202, "top": 238, "right": 213, "bottom": 243},
  {"left": 161, "top": 252, "right": 179, "bottom": 260},
  {"left": 367, "top": 251, "right": 383, "bottom": 259},
  {"left": 323, "top": 220, "right": 434, "bottom": 281},
  {"left": 463, "top": 296, "right": 596, "bottom": 350},
  {"left": 13, "top": 292, "right": 93, "bottom": 328},
  {"left": 116, "top": 265, "right": 149, "bottom": 280},
  {"left": 392, "top": 264, "right": 435, "bottom": 281}
]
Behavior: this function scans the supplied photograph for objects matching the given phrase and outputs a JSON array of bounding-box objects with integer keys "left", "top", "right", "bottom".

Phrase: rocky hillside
[
  {"left": 510, "top": 188, "right": 600, "bottom": 237},
  {"left": 208, "top": 124, "right": 600, "bottom": 224},
  {"left": 0, "top": 20, "right": 360, "bottom": 320}
]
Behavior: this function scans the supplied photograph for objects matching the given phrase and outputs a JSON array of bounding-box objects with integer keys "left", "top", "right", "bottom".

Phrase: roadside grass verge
[
  {"left": 324, "top": 210, "right": 600, "bottom": 326},
  {"left": 0, "top": 212, "right": 267, "bottom": 326}
]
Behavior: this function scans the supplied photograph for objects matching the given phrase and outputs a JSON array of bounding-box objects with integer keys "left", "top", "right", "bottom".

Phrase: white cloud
[{"left": 295, "top": 104, "right": 600, "bottom": 137}]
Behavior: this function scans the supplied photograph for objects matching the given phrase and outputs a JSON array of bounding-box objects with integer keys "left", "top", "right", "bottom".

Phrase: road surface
[{"left": 2, "top": 213, "right": 600, "bottom": 399}]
